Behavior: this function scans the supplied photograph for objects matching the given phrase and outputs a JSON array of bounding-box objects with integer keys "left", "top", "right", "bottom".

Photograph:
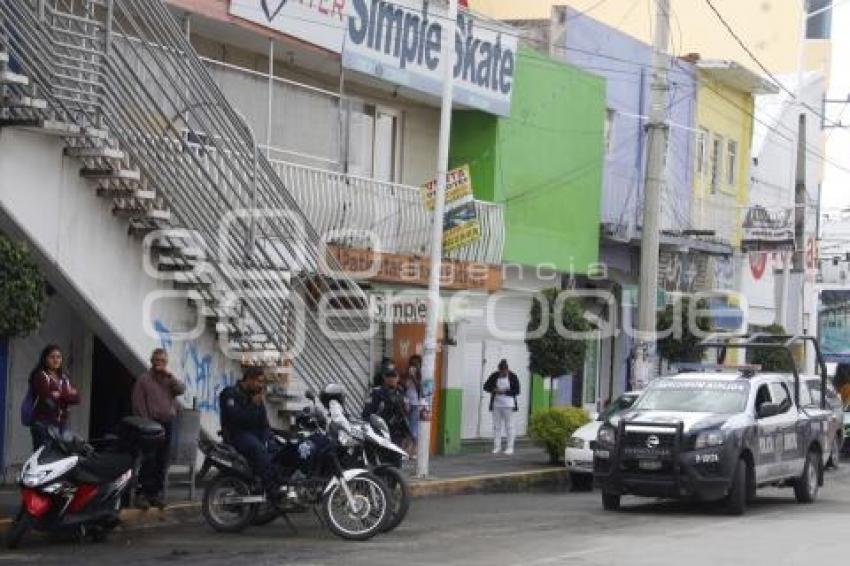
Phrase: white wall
[
  {"left": 744, "top": 72, "right": 826, "bottom": 330},
  {"left": 0, "top": 128, "right": 243, "bottom": 467}
]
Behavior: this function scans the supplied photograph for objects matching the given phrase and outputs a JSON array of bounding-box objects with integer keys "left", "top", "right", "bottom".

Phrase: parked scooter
[
  {"left": 6, "top": 417, "right": 164, "bottom": 549},
  {"left": 199, "top": 403, "right": 391, "bottom": 541}
]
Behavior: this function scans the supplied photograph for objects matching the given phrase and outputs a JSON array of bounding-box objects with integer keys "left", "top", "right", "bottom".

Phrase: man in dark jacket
[
  {"left": 483, "top": 359, "right": 520, "bottom": 455},
  {"left": 363, "top": 369, "right": 410, "bottom": 446},
  {"left": 219, "top": 367, "right": 277, "bottom": 495}
]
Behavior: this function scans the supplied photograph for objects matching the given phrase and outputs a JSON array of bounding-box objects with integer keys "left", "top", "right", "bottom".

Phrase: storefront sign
[
  {"left": 229, "top": 0, "right": 348, "bottom": 52},
  {"left": 228, "top": 0, "right": 517, "bottom": 116},
  {"left": 371, "top": 293, "right": 429, "bottom": 323},
  {"left": 741, "top": 205, "right": 795, "bottom": 251},
  {"left": 421, "top": 165, "right": 481, "bottom": 252},
  {"left": 818, "top": 290, "right": 850, "bottom": 362},
  {"left": 327, "top": 245, "right": 502, "bottom": 291}
]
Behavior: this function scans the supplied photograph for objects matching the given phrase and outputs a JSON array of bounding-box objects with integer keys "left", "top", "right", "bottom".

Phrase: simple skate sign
[{"left": 229, "top": 0, "right": 518, "bottom": 116}]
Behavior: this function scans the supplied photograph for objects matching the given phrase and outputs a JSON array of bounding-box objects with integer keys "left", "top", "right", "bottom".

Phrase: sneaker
[
  {"left": 504, "top": 448, "right": 514, "bottom": 456},
  {"left": 136, "top": 496, "right": 150, "bottom": 511},
  {"left": 147, "top": 494, "right": 166, "bottom": 510},
  {"left": 492, "top": 447, "right": 502, "bottom": 454}
]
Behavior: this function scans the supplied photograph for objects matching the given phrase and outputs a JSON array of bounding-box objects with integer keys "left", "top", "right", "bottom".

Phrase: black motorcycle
[
  {"left": 6, "top": 417, "right": 164, "bottom": 549},
  {"left": 199, "top": 407, "right": 391, "bottom": 541}
]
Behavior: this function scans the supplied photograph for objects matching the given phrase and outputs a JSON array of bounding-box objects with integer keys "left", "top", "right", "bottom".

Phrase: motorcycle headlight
[
  {"left": 695, "top": 430, "right": 725, "bottom": 449},
  {"left": 337, "top": 429, "right": 359, "bottom": 448},
  {"left": 22, "top": 469, "right": 50, "bottom": 487},
  {"left": 597, "top": 426, "right": 616, "bottom": 446},
  {"left": 567, "top": 436, "right": 585, "bottom": 450}
]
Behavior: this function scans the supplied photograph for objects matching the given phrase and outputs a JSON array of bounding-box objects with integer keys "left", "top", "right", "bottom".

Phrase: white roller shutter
[{"left": 456, "top": 293, "right": 532, "bottom": 438}]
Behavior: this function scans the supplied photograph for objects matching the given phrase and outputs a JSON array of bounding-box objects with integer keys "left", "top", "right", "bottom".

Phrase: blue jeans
[{"left": 230, "top": 431, "right": 275, "bottom": 489}]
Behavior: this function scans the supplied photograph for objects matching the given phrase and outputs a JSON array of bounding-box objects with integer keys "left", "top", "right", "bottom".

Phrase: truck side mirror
[{"left": 757, "top": 402, "right": 782, "bottom": 419}]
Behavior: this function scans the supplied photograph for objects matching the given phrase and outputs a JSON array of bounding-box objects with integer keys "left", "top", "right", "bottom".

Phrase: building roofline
[{"left": 696, "top": 59, "right": 779, "bottom": 95}]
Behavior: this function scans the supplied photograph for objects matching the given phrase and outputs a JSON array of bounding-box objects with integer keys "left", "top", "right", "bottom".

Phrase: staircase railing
[{"left": 0, "top": 0, "right": 376, "bottom": 403}]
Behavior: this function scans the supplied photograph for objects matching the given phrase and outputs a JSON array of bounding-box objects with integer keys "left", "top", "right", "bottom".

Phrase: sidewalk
[{"left": 0, "top": 446, "right": 567, "bottom": 531}]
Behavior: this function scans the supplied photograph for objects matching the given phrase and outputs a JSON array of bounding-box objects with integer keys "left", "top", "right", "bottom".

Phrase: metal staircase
[{"left": 0, "top": 0, "right": 373, "bottom": 405}]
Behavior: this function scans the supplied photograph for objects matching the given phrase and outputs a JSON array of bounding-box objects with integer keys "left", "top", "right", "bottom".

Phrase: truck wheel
[
  {"left": 725, "top": 459, "right": 747, "bottom": 516},
  {"left": 570, "top": 472, "right": 593, "bottom": 492},
  {"left": 601, "top": 491, "right": 621, "bottom": 511},
  {"left": 794, "top": 449, "right": 820, "bottom": 504}
]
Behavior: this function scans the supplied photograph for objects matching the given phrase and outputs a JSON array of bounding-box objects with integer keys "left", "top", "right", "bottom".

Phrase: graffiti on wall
[{"left": 154, "top": 320, "right": 237, "bottom": 414}]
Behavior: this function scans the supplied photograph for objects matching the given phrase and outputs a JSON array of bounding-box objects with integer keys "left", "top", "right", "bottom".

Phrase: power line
[
  {"left": 702, "top": 0, "right": 842, "bottom": 129},
  {"left": 564, "top": 0, "right": 613, "bottom": 22}
]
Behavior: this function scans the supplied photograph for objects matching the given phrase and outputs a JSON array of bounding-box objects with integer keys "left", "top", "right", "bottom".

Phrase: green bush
[
  {"left": 526, "top": 288, "right": 593, "bottom": 379},
  {"left": 528, "top": 406, "right": 590, "bottom": 464},
  {"left": 0, "top": 235, "right": 45, "bottom": 337}
]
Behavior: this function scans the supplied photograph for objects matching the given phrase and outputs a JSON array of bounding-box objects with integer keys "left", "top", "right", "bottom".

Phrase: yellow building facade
[
  {"left": 470, "top": 0, "right": 830, "bottom": 76},
  {"left": 691, "top": 63, "right": 776, "bottom": 247}
]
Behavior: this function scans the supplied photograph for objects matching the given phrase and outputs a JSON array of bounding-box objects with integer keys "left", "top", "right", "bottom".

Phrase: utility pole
[
  {"left": 418, "top": 0, "right": 458, "bottom": 478},
  {"left": 634, "top": 0, "right": 671, "bottom": 388}
]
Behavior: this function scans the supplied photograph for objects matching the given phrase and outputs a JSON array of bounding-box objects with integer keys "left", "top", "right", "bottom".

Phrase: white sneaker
[
  {"left": 492, "top": 447, "right": 502, "bottom": 454},
  {"left": 504, "top": 448, "right": 514, "bottom": 456}
]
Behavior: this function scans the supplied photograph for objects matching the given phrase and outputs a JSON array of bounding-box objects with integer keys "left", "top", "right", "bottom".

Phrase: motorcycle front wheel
[
  {"left": 202, "top": 475, "right": 256, "bottom": 533},
  {"left": 321, "top": 472, "right": 389, "bottom": 541},
  {"left": 6, "top": 508, "right": 36, "bottom": 549},
  {"left": 374, "top": 466, "right": 410, "bottom": 533}
]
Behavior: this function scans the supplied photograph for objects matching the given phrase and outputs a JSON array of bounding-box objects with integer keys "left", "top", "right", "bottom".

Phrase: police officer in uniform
[
  {"left": 219, "top": 367, "right": 278, "bottom": 497},
  {"left": 363, "top": 368, "right": 411, "bottom": 446}
]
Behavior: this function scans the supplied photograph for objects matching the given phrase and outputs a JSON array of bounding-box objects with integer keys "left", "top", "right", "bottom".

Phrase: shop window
[
  {"left": 582, "top": 337, "right": 600, "bottom": 408},
  {"left": 695, "top": 127, "right": 708, "bottom": 176},
  {"left": 604, "top": 108, "right": 617, "bottom": 157},
  {"left": 726, "top": 140, "right": 738, "bottom": 186},
  {"left": 710, "top": 134, "right": 723, "bottom": 193},
  {"left": 347, "top": 102, "right": 400, "bottom": 183},
  {"left": 806, "top": 0, "right": 832, "bottom": 39}
]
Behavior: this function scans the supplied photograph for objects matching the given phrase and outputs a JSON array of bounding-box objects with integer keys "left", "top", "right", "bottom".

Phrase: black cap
[{"left": 498, "top": 359, "right": 509, "bottom": 370}]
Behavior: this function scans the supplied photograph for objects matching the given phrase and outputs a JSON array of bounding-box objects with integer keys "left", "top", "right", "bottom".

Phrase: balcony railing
[{"left": 271, "top": 159, "right": 506, "bottom": 265}]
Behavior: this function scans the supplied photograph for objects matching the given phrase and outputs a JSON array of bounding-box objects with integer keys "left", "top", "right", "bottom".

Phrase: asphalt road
[{"left": 3, "top": 466, "right": 850, "bottom": 566}]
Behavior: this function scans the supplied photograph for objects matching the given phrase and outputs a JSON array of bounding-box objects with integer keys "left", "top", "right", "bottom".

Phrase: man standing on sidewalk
[
  {"left": 132, "top": 348, "right": 185, "bottom": 509},
  {"left": 484, "top": 359, "right": 520, "bottom": 455}
]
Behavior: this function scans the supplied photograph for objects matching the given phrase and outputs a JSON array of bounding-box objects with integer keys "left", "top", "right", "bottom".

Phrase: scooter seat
[{"left": 75, "top": 451, "right": 134, "bottom": 483}]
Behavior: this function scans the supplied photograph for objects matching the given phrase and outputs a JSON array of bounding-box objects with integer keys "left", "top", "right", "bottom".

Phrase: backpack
[{"left": 20, "top": 382, "right": 38, "bottom": 427}]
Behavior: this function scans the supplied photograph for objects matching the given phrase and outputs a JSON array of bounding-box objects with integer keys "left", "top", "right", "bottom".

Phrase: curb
[
  {"left": 408, "top": 467, "right": 570, "bottom": 498},
  {"left": 0, "top": 468, "right": 569, "bottom": 534}
]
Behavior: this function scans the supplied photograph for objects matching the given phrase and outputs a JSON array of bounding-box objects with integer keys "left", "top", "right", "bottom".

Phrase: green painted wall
[
  {"left": 440, "top": 388, "right": 463, "bottom": 455},
  {"left": 530, "top": 374, "right": 551, "bottom": 415},
  {"left": 451, "top": 47, "right": 605, "bottom": 273}
]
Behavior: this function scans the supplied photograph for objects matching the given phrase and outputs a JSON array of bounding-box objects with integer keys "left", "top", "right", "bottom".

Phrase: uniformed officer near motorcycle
[
  {"left": 219, "top": 367, "right": 280, "bottom": 499},
  {"left": 363, "top": 369, "right": 412, "bottom": 447}
]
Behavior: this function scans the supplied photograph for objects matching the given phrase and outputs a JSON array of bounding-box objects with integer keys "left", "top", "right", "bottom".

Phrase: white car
[{"left": 565, "top": 392, "right": 640, "bottom": 489}]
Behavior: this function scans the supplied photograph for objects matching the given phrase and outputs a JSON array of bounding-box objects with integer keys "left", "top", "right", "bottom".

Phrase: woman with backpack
[{"left": 24, "top": 345, "right": 79, "bottom": 450}]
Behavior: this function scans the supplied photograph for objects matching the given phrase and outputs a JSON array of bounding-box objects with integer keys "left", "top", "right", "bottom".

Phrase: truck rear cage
[{"left": 695, "top": 334, "right": 828, "bottom": 409}]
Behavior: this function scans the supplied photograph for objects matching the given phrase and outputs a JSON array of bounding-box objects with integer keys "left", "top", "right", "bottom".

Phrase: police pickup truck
[{"left": 593, "top": 334, "right": 833, "bottom": 515}]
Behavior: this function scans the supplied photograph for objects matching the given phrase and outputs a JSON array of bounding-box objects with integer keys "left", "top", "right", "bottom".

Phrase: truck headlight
[
  {"left": 695, "top": 430, "right": 725, "bottom": 449},
  {"left": 567, "top": 436, "right": 585, "bottom": 450},
  {"left": 597, "top": 426, "right": 616, "bottom": 446}
]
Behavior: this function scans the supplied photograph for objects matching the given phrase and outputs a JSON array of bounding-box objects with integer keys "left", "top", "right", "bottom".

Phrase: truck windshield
[{"left": 635, "top": 380, "right": 750, "bottom": 413}]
